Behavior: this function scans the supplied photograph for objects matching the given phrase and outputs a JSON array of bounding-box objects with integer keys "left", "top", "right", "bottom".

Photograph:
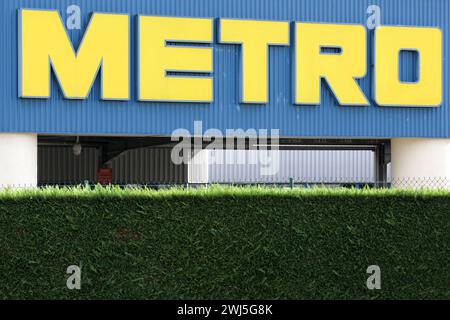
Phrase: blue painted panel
[
  {"left": 0, "top": 0, "right": 448, "bottom": 138},
  {"left": 399, "top": 50, "right": 419, "bottom": 83}
]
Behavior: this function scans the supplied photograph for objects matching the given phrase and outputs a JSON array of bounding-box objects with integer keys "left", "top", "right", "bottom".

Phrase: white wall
[
  {"left": 0, "top": 133, "right": 37, "bottom": 188},
  {"left": 391, "top": 138, "right": 450, "bottom": 189},
  {"left": 188, "top": 149, "right": 209, "bottom": 184}
]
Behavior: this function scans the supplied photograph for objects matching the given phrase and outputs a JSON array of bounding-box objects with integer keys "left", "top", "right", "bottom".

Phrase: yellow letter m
[{"left": 19, "top": 9, "right": 129, "bottom": 100}]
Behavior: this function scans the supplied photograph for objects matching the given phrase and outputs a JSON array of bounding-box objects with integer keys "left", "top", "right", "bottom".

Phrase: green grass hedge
[{"left": 0, "top": 186, "right": 449, "bottom": 299}]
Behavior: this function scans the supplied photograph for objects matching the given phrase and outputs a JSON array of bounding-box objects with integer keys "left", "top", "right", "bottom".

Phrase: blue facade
[{"left": 0, "top": 0, "right": 448, "bottom": 138}]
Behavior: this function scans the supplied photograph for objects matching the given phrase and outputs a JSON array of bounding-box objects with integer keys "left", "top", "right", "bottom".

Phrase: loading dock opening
[{"left": 35, "top": 136, "right": 390, "bottom": 188}]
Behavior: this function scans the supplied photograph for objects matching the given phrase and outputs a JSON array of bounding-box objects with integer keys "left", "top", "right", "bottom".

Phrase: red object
[{"left": 97, "top": 168, "right": 113, "bottom": 185}]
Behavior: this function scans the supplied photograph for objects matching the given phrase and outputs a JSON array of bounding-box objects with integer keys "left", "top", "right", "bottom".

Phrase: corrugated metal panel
[
  {"left": 0, "top": 0, "right": 448, "bottom": 138},
  {"left": 208, "top": 150, "right": 375, "bottom": 183},
  {"left": 38, "top": 146, "right": 98, "bottom": 184},
  {"left": 39, "top": 146, "right": 186, "bottom": 185},
  {"left": 110, "top": 148, "right": 186, "bottom": 184}
]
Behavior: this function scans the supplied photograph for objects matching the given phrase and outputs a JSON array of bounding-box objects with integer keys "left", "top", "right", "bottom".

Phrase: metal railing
[{"left": 0, "top": 176, "right": 442, "bottom": 190}]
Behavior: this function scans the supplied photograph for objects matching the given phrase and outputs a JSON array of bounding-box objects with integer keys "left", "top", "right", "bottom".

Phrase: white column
[
  {"left": 0, "top": 133, "right": 37, "bottom": 188},
  {"left": 188, "top": 149, "right": 209, "bottom": 184},
  {"left": 391, "top": 138, "right": 450, "bottom": 189}
]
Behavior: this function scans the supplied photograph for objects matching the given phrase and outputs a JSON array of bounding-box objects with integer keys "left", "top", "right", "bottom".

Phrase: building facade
[{"left": 0, "top": 0, "right": 448, "bottom": 188}]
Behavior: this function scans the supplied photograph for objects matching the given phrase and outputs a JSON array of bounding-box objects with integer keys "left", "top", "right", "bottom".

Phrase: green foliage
[{"left": 0, "top": 186, "right": 449, "bottom": 299}]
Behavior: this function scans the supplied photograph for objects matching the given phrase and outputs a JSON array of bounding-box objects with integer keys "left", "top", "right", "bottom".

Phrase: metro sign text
[{"left": 19, "top": 9, "right": 443, "bottom": 107}]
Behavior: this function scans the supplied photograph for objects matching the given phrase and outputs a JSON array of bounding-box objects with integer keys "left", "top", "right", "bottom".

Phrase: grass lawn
[{"left": 0, "top": 186, "right": 449, "bottom": 299}]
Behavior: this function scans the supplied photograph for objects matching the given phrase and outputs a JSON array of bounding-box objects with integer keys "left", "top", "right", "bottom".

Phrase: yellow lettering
[
  {"left": 295, "top": 23, "right": 368, "bottom": 106},
  {"left": 139, "top": 16, "right": 213, "bottom": 102},
  {"left": 220, "top": 19, "right": 289, "bottom": 103},
  {"left": 19, "top": 9, "right": 129, "bottom": 100},
  {"left": 375, "top": 26, "right": 442, "bottom": 107}
]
